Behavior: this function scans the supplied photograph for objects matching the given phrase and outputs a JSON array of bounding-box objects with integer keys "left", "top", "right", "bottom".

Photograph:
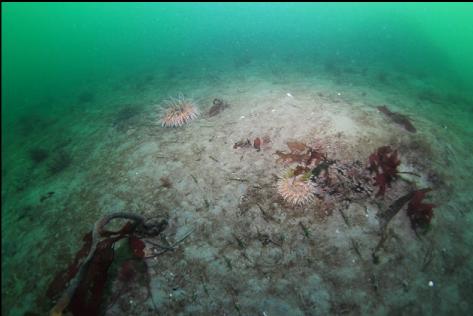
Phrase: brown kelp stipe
[{"left": 48, "top": 212, "right": 168, "bottom": 316}]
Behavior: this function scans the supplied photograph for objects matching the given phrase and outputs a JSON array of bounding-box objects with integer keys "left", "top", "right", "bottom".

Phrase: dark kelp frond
[
  {"left": 373, "top": 188, "right": 435, "bottom": 263},
  {"left": 48, "top": 213, "right": 168, "bottom": 316},
  {"left": 377, "top": 105, "right": 416, "bottom": 133}
]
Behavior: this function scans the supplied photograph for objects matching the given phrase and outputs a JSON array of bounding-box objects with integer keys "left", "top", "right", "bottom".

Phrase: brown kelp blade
[{"left": 377, "top": 105, "right": 416, "bottom": 133}]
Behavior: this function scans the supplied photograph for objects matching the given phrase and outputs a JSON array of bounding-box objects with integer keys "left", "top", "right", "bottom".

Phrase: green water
[
  {"left": 3, "top": 3, "right": 473, "bottom": 112},
  {"left": 2, "top": 3, "right": 473, "bottom": 316}
]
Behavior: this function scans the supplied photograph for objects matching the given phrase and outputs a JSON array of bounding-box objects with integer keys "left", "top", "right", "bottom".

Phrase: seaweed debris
[
  {"left": 253, "top": 137, "right": 261, "bottom": 151},
  {"left": 373, "top": 188, "right": 436, "bottom": 263},
  {"left": 233, "top": 139, "right": 252, "bottom": 149},
  {"left": 368, "top": 146, "right": 401, "bottom": 196},
  {"left": 208, "top": 98, "right": 229, "bottom": 117},
  {"left": 275, "top": 141, "right": 325, "bottom": 166},
  {"left": 406, "top": 188, "right": 436, "bottom": 233},
  {"left": 47, "top": 213, "right": 168, "bottom": 316},
  {"left": 160, "top": 176, "right": 173, "bottom": 189},
  {"left": 377, "top": 105, "right": 416, "bottom": 133}
]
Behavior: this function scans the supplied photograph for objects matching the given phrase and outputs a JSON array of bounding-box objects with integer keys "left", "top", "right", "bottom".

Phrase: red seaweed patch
[
  {"left": 407, "top": 188, "right": 436, "bottom": 232},
  {"left": 253, "top": 137, "right": 261, "bottom": 151},
  {"left": 368, "top": 146, "right": 400, "bottom": 196}
]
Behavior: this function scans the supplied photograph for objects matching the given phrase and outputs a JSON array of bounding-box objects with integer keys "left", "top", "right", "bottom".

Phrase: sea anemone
[
  {"left": 160, "top": 95, "right": 199, "bottom": 127},
  {"left": 277, "top": 168, "right": 315, "bottom": 206}
]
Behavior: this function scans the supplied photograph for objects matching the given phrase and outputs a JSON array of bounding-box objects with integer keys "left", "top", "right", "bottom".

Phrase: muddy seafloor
[{"left": 2, "top": 64, "right": 473, "bottom": 316}]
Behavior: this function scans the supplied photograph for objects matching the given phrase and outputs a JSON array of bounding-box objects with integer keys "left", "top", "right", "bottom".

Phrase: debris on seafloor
[
  {"left": 293, "top": 165, "right": 311, "bottom": 176},
  {"left": 377, "top": 105, "right": 417, "bottom": 133},
  {"left": 275, "top": 141, "right": 325, "bottom": 166},
  {"left": 286, "top": 140, "right": 308, "bottom": 153},
  {"left": 373, "top": 192, "right": 413, "bottom": 264},
  {"left": 159, "top": 176, "right": 173, "bottom": 189},
  {"left": 47, "top": 213, "right": 169, "bottom": 316},
  {"left": 208, "top": 98, "right": 229, "bottom": 117},
  {"left": 209, "top": 155, "right": 219, "bottom": 162},
  {"left": 233, "top": 137, "right": 264, "bottom": 152},
  {"left": 233, "top": 135, "right": 269, "bottom": 151},
  {"left": 310, "top": 159, "right": 373, "bottom": 203},
  {"left": 275, "top": 140, "right": 373, "bottom": 206},
  {"left": 378, "top": 191, "right": 416, "bottom": 232},
  {"left": 368, "top": 146, "right": 401, "bottom": 196},
  {"left": 233, "top": 139, "right": 252, "bottom": 149},
  {"left": 406, "top": 188, "right": 436, "bottom": 232},
  {"left": 253, "top": 137, "right": 261, "bottom": 151},
  {"left": 262, "top": 135, "right": 271, "bottom": 145},
  {"left": 373, "top": 188, "right": 436, "bottom": 263}
]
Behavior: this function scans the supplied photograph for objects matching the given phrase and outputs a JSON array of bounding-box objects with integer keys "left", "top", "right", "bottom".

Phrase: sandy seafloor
[{"left": 2, "top": 61, "right": 473, "bottom": 316}]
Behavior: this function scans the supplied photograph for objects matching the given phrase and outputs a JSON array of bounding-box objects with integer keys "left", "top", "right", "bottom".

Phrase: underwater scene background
[{"left": 2, "top": 3, "right": 473, "bottom": 315}]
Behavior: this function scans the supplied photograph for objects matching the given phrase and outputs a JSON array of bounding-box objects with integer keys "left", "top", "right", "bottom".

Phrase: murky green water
[
  {"left": 3, "top": 3, "right": 473, "bottom": 113},
  {"left": 2, "top": 3, "right": 473, "bottom": 316}
]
